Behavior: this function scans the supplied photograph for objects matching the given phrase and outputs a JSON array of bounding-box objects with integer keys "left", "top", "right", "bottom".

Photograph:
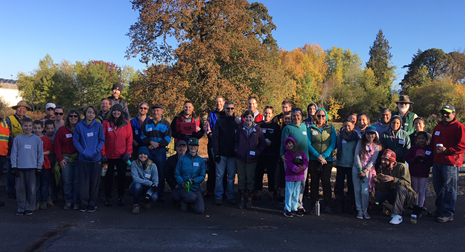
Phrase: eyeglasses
[
  {"left": 139, "top": 107, "right": 148, "bottom": 110},
  {"left": 226, "top": 107, "right": 234, "bottom": 110},
  {"left": 47, "top": 108, "right": 55, "bottom": 111},
  {"left": 55, "top": 112, "right": 64, "bottom": 116},
  {"left": 316, "top": 115, "right": 325, "bottom": 118},
  {"left": 69, "top": 114, "right": 78, "bottom": 118}
]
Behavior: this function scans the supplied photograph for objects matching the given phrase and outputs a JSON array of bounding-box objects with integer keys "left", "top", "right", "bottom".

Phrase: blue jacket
[
  {"left": 174, "top": 153, "right": 206, "bottom": 192},
  {"left": 73, "top": 119, "right": 105, "bottom": 162},
  {"left": 131, "top": 116, "right": 151, "bottom": 145},
  {"left": 141, "top": 118, "right": 172, "bottom": 148}
]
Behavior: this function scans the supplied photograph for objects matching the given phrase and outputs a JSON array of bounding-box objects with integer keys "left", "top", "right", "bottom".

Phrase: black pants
[
  {"left": 335, "top": 166, "right": 354, "bottom": 200},
  {"left": 375, "top": 185, "right": 415, "bottom": 215},
  {"left": 309, "top": 160, "right": 333, "bottom": 206},
  {"left": 254, "top": 155, "right": 278, "bottom": 192},
  {"left": 105, "top": 159, "right": 127, "bottom": 198}
]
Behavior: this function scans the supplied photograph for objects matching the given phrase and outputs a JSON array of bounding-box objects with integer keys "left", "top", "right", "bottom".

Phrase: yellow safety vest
[{"left": 8, "top": 115, "right": 23, "bottom": 138}]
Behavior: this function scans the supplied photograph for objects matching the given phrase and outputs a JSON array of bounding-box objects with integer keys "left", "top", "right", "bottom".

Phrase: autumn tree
[
  {"left": 126, "top": 0, "right": 278, "bottom": 116},
  {"left": 366, "top": 29, "right": 396, "bottom": 105}
]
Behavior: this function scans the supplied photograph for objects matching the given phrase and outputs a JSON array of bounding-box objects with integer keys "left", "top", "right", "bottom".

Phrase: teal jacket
[
  {"left": 280, "top": 122, "right": 309, "bottom": 160},
  {"left": 175, "top": 153, "right": 206, "bottom": 192},
  {"left": 307, "top": 108, "right": 337, "bottom": 161},
  {"left": 380, "top": 128, "right": 411, "bottom": 163}
]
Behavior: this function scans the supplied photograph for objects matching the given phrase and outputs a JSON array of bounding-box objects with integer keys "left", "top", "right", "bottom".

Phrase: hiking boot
[
  {"left": 132, "top": 204, "right": 140, "bottom": 214},
  {"left": 40, "top": 201, "right": 47, "bottom": 210},
  {"left": 357, "top": 211, "right": 364, "bottom": 219},
  {"left": 25, "top": 210, "right": 33, "bottom": 216},
  {"left": 437, "top": 215, "right": 454, "bottom": 223},
  {"left": 87, "top": 206, "right": 97, "bottom": 213}
]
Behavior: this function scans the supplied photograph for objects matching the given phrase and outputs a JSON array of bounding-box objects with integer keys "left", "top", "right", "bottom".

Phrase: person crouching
[{"left": 129, "top": 146, "right": 158, "bottom": 214}]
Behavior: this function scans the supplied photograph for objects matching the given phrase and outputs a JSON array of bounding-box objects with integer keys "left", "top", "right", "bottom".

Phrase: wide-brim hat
[
  {"left": 395, "top": 95, "right": 414, "bottom": 104},
  {"left": 12, "top": 100, "right": 32, "bottom": 111}
]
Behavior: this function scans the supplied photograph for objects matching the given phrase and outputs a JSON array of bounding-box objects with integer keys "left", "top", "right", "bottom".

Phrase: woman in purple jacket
[{"left": 235, "top": 110, "right": 266, "bottom": 210}]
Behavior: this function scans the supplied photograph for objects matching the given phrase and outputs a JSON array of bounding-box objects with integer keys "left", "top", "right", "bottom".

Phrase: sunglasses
[
  {"left": 139, "top": 107, "right": 148, "bottom": 110},
  {"left": 265, "top": 106, "right": 274, "bottom": 109},
  {"left": 69, "top": 114, "right": 78, "bottom": 118},
  {"left": 55, "top": 112, "right": 64, "bottom": 116},
  {"left": 226, "top": 107, "right": 234, "bottom": 110},
  {"left": 316, "top": 115, "right": 325, "bottom": 118},
  {"left": 47, "top": 108, "right": 55, "bottom": 111}
]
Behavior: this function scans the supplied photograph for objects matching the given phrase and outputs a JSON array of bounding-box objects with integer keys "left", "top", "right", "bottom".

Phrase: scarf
[{"left": 337, "top": 130, "right": 360, "bottom": 159}]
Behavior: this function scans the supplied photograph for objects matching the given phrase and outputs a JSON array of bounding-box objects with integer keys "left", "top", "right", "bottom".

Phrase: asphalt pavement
[{"left": 1, "top": 178, "right": 464, "bottom": 252}]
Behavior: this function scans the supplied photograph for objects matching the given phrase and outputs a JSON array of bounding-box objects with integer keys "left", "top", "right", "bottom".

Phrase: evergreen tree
[{"left": 366, "top": 29, "right": 396, "bottom": 104}]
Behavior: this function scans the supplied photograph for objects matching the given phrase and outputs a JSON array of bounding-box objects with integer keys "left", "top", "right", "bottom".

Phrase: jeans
[
  {"left": 36, "top": 169, "right": 51, "bottom": 202},
  {"left": 214, "top": 156, "right": 236, "bottom": 200},
  {"left": 149, "top": 148, "right": 167, "bottom": 197},
  {"left": 178, "top": 188, "right": 204, "bottom": 213},
  {"left": 104, "top": 158, "right": 127, "bottom": 198},
  {"left": 432, "top": 163, "right": 459, "bottom": 217},
  {"left": 15, "top": 169, "right": 36, "bottom": 212},
  {"left": 62, "top": 159, "right": 80, "bottom": 204},
  {"left": 79, "top": 160, "right": 101, "bottom": 208},
  {"left": 285, "top": 181, "right": 301, "bottom": 212},
  {"left": 375, "top": 185, "right": 415, "bottom": 215},
  {"left": 129, "top": 182, "right": 158, "bottom": 205},
  {"left": 352, "top": 167, "right": 369, "bottom": 211}
]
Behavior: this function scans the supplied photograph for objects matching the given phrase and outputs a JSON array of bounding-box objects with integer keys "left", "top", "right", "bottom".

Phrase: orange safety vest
[{"left": 0, "top": 120, "right": 9, "bottom": 156}]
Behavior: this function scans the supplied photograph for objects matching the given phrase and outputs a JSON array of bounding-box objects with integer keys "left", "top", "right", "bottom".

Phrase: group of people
[{"left": 1, "top": 85, "right": 464, "bottom": 225}]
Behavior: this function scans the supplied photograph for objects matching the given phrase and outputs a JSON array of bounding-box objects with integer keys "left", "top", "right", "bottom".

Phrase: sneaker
[
  {"left": 40, "top": 201, "right": 47, "bottom": 210},
  {"left": 283, "top": 211, "right": 293, "bottom": 218},
  {"left": 25, "top": 210, "right": 33, "bottom": 216},
  {"left": 228, "top": 198, "right": 236, "bottom": 205},
  {"left": 87, "top": 206, "right": 97, "bottom": 213},
  {"left": 80, "top": 206, "right": 87, "bottom": 213},
  {"left": 63, "top": 203, "right": 72, "bottom": 210},
  {"left": 104, "top": 198, "right": 112, "bottom": 207},
  {"left": 16, "top": 211, "right": 24, "bottom": 216},
  {"left": 357, "top": 211, "right": 364, "bottom": 219},
  {"left": 292, "top": 211, "right": 303, "bottom": 217},
  {"left": 117, "top": 197, "right": 125, "bottom": 206},
  {"left": 215, "top": 199, "right": 223, "bottom": 206},
  {"left": 73, "top": 204, "right": 79, "bottom": 210},
  {"left": 132, "top": 204, "right": 140, "bottom": 214},
  {"left": 363, "top": 211, "right": 371, "bottom": 220},
  {"left": 437, "top": 215, "right": 454, "bottom": 223},
  {"left": 390, "top": 214, "right": 403, "bottom": 225},
  {"left": 181, "top": 202, "right": 188, "bottom": 212},
  {"left": 298, "top": 208, "right": 306, "bottom": 216}
]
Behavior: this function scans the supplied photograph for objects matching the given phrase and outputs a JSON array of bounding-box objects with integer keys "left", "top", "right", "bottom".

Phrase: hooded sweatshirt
[
  {"left": 308, "top": 108, "right": 337, "bottom": 161},
  {"left": 280, "top": 121, "right": 309, "bottom": 160},
  {"left": 73, "top": 119, "right": 105, "bottom": 162},
  {"left": 303, "top": 103, "right": 318, "bottom": 127},
  {"left": 380, "top": 115, "right": 411, "bottom": 163},
  {"left": 284, "top": 137, "right": 308, "bottom": 182}
]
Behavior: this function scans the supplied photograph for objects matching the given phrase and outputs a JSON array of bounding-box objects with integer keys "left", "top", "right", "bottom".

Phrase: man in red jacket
[{"left": 430, "top": 105, "right": 465, "bottom": 223}]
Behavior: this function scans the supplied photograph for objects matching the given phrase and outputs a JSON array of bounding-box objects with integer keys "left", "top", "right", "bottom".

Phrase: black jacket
[
  {"left": 212, "top": 112, "right": 238, "bottom": 157},
  {"left": 165, "top": 153, "right": 181, "bottom": 189},
  {"left": 258, "top": 121, "right": 281, "bottom": 155}
]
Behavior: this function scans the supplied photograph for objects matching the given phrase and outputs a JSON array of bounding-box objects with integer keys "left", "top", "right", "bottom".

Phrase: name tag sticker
[
  {"left": 193, "top": 162, "right": 199, "bottom": 167},
  {"left": 250, "top": 151, "right": 256, "bottom": 155},
  {"left": 108, "top": 128, "right": 113, "bottom": 131},
  {"left": 342, "top": 139, "right": 347, "bottom": 144},
  {"left": 366, "top": 145, "right": 370, "bottom": 151},
  {"left": 65, "top": 134, "right": 72, "bottom": 138},
  {"left": 302, "top": 131, "right": 307, "bottom": 135},
  {"left": 24, "top": 144, "right": 32, "bottom": 149},
  {"left": 399, "top": 140, "right": 405, "bottom": 144},
  {"left": 404, "top": 123, "right": 409, "bottom": 126},
  {"left": 312, "top": 131, "right": 318, "bottom": 135},
  {"left": 425, "top": 151, "right": 432, "bottom": 155},
  {"left": 297, "top": 156, "right": 302, "bottom": 159},
  {"left": 135, "top": 130, "right": 139, "bottom": 135},
  {"left": 87, "top": 132, "right": 94, "bottom": 137},
  {"left": 435, "top": 131, "right": 440, "bottom": 136},
  {"left": 262, "top": 129, "right": 266, "bottom": 133},
  {"left": 144, "top": 173, "right": 151, "bottom": 179},
  {"left": 147, "top": 128, "right": 153, "bottom": 132}
]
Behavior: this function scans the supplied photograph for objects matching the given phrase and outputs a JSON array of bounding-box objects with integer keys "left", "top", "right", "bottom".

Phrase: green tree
[{"left": 366, "top": 29, "right": 396, "bottom": 105}]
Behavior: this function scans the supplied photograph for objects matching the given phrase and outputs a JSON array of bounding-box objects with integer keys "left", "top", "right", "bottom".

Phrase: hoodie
[
  {"left": 280, "top": 121, "right": 309, "bottom": 160},
  {"left": 73, "top": 119, "right": 105, "bottom": 162},
  {"left": 284, "top": 137, "right": 308, "bottom": 182},
  {"left": 308, "top": 108, "right": 337, "bottom": 161},
  {"left": 380, "top": 115, "right": 411, "bottom": 163},
  {"left": 303, "top": 103, "right": 318, "bottom": 127}
]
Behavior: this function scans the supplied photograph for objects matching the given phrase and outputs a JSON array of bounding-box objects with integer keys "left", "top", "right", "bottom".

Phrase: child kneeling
[{"left": 283, "top": 137, "right": 308, "bottom": 217}]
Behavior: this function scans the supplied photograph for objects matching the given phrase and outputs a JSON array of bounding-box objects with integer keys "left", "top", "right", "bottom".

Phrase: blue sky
[{"left": 1, "top": 0, "right": 464, "bottom": 87}]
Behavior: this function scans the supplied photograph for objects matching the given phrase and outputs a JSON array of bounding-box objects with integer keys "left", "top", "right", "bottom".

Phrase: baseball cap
[{"left": 440, "top": 105, "right": 455, "bottom": 113}]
